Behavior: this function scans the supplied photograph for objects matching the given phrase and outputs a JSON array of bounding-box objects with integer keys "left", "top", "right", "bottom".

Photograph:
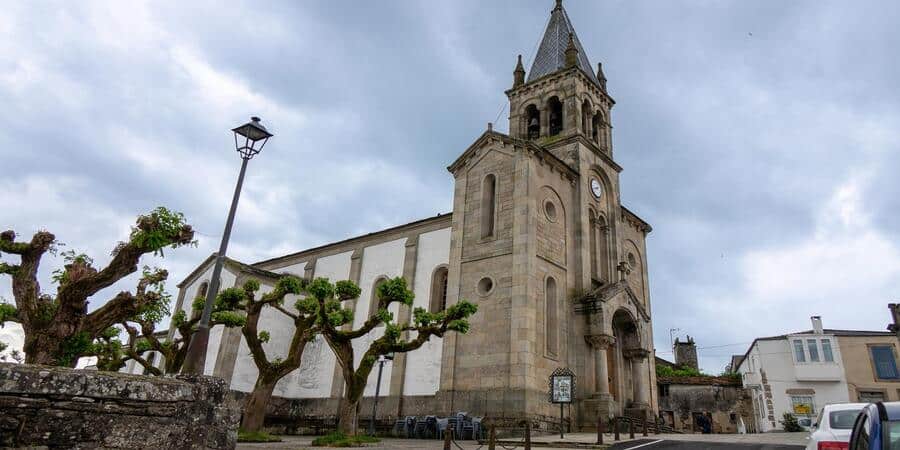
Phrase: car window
[
  {"left": 886, "top": 421, "right": 900, "bottom": 450},
  {"left": 853, "top": 413, "right": 869, "bottom": 450},
  {"left": 831, "top": 409, "right": 862, "bottom": 430}
]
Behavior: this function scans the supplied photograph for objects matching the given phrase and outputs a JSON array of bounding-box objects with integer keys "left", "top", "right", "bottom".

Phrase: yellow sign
[{"left": 793, "top": 403, "right": 812, "bottom": 415}]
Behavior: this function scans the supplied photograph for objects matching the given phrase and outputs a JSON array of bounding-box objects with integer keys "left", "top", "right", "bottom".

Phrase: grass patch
[
  {"left": 311, "top": 432, "right": 380, "bottom": 447},
  {"left": 237, "top": 429, "right": 282, "bottom": 443}
]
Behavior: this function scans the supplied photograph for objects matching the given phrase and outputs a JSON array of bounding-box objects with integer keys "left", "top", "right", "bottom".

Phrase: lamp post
[
  {"left": 368, "top": 353, "right": 394, "bottom": 436},
  {"left": 182, "top": 117, "right": 273, "bottom": 375}
]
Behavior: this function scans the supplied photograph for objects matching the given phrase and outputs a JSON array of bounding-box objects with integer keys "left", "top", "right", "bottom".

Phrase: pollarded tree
[
  {"left": 237, "top": 275, "right": 341, "bottom": 432},
  {"left": 0, "top": 207, "right": 195, "bottom": 366},
  {"left": 90, "top": 282, "right": 247, "bottom": 376},
  {"left": 311, "top": 277, "right": 478, "bottom": 435}
]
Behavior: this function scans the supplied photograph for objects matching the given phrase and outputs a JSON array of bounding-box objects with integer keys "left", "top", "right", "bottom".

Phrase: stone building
[
  {"left": 172, "top": 0, "right": 657, "bottom": 429},
  {"left": 656, "top": 374, "right": 754, "bottom": 434},
  {"left": 674, "top": 337, "right": 699, "bottom": 371}
]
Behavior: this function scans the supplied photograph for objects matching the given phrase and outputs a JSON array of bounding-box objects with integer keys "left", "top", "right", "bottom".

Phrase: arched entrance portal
[{"left": 611, "top": 309, "right": 650, "bottom": 417}]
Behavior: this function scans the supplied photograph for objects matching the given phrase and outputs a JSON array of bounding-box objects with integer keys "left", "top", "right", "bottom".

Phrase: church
[{"left": 167, "top": 0, "right": 657, "bottom": 430}]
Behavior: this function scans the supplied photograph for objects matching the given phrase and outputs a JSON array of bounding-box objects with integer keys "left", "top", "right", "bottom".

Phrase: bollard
[
  {"left": 655, "top": 418, "right": 661, "bottom": 435},
  {"left": 642, "top": 417, "right": 648, "bottom": 437},
  {"left": 524, "top": 421, "right": 532, "bottom": 450},
  {"left": 596, "top": 416, "right": 604, "bottom": 444},
  {"left": 614, "top": 418, "right": 620, "bottom": 441},
  {"left": 444, "top": 425, "right": 452, "bottom": 450},
  {"left": 488, "top": 425, "right": 496, "bottom": 450},
  {"left": 629, "top": 419, "right": 635, "bottom": 439}
]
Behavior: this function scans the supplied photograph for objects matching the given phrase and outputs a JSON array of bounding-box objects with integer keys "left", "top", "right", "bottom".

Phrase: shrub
[{"left": 780, "top": 412, "right": 804, "bottom": 432}]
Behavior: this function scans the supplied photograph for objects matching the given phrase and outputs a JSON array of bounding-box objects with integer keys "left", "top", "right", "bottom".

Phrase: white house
[{"left": 737, "top": 316, "right": 849, "bottom": 432}]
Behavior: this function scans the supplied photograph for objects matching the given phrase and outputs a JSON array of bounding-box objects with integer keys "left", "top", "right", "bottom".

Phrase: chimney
[
  {"left": 674, "top": 336, "right": 699, "bottom": 371},
  {"left": 811, "top": 316, "right": 824, "bottom": 334}
]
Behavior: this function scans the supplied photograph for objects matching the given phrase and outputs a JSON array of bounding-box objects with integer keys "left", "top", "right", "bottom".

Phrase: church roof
[{"left": 527, "top": 0, "right": 601, "bottom": 87}]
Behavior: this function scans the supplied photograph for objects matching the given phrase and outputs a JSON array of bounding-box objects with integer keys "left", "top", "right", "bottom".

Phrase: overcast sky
[{"left": 2, "top": 0, "right": 899, "bottom": 373}]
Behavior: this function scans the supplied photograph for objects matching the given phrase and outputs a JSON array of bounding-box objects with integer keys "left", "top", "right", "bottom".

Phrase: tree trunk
[
  {"left": 23, "top": 331, "right": 63, "bottom": 366},
  {"left": 241, "top": 375, "right": 279, "bottom": 432},
  {"left": 337, "top": 398, "right": 359, "bottom": 435}
]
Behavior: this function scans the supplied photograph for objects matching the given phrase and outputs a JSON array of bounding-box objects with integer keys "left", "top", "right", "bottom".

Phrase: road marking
[{"left": 621, "top": 439, "right": 664, "bottom": 450}]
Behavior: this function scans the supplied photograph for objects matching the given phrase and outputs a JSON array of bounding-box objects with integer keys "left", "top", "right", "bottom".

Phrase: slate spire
[{"left": 527, "top": 0, "right": 601, "bottom": 87}]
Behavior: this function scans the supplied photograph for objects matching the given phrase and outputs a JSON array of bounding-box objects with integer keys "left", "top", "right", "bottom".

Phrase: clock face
[{"left": 590, "top": 179, "right": 603, "bottom": 199}]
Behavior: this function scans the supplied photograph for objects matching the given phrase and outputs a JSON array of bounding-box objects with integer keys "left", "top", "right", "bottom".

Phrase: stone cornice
[
  {"left": 623, "top": 348, "right": 651, "bottom": 360},
  {"left": 583, "top": 280, "right": 651, "bottom": 322},
  {"left": 621, "top": 206, "right": 652, "bottom": 234},
  {"left": 447, "top": 130, "right": 579, "bottom": 180},
  {"left": 505, "top": 66, "right": 615, "bottom": 108}
]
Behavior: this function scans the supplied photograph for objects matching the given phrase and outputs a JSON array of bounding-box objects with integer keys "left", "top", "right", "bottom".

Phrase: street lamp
[
  {"left": 182, "top": 117, "right": 273, "bottom": 375},
  {"left": 368, "top": 353, "right": 394, "bottom": 436}
]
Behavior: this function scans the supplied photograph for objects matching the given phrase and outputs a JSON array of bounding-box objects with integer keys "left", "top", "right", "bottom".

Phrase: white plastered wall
[
  {"left": 354, "top": 239, "right": 406, "bottom": 397},
  {"left": 404, "top": 227, "right": 451, "bottom": 396}
]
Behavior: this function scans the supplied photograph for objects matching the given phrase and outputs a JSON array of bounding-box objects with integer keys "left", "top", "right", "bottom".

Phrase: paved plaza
[{"left": 236, "top": 432, "right": 808, "bottom": 450}]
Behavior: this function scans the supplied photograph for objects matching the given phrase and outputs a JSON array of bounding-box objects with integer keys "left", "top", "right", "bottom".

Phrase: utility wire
[{"left": 490, "top": 12, "right": 550, "bottom": 127}]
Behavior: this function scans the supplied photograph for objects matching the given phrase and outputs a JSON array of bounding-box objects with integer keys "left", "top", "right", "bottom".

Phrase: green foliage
[
  {"left": 191, "top": 296, "right": 205, "bottom": 311},
  {"left": 295, "top": 296, "right": 319, "bottom": 315},
  {"left": 0, "top": 302, "right": 17, "bottom": 324},
  {"left": 719, "top": 371, "right": 742, "bottom": 383},
  {"left": 134, "top": 339, "right": 153, "bottom": 353},
  {"left": 57, "top": 332, "right": 93, "bottom": 367},
  {"left": 50, "top": 251, "right": 94, "bottom": 284},
  {"left": 135, "top": 267, "right": 171, "bottom": 324},
  {"left": 34, "top": 300, "right": 58, "bottom": 326},
  {"left": 374, "top": 308, "right": 393, "bottom": 324},
  {"left": 212, "top": 311, "right": 246, "bottom": 327},
  {"left": 172, "top": 309, "right": 187, "bottom": 328},
  {"left": 237, "top": 429, "right": 282, "bottom": 443},
  {"left": 308, "top": 277, "right": 335, "bottom": 300},
  {"left": 384, "top": 323, "right": 402, "bottom": 342},
  {"left": 215, "top": 287, "right": 246, "bottom": 311},
  {"left": 258, "top": 331, "right": 271, "bottom": 343},
  {"left": 376, "top": 277, "right": 414, "bottom": 306},
  {"left": 275, "top": 275, "right": 305, "bottom": 296},
  {"left": 656, "top": 364, "right": 704, "bottom": 378},
  {"left": 243, "top": 279, "right": 260, "bottom": 292},
  {"left": 311, "top": 432, "right": 379, "bottom": 447},
  {"left": 129, "top": 207, "right": 195, "bottom": 256},
  {"left": 334, "top": 280, "right": 361, "bottom": 300},
  {"left": 780, "top": 412, "right": 804, "bottom": 432}
]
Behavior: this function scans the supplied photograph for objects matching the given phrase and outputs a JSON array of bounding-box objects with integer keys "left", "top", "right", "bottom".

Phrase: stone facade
[
  {"left": 657, "top": 376, "right": 754, "bottom": 434},
  {"left": 674, "top": 337, "right": 699, "bottom": 371},
  {"left": 0, "top": 363, "right": 239, "bottom": 449},
  {"left": 170, "top": 0, "right": 656, "bottom": 432}
]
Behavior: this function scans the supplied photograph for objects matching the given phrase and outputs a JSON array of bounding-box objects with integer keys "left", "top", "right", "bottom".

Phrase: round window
[
  {"left": 544, "top": 200, "right": 557, "bottom": 222},
  {"left": 628, "top": 253, "right": 637, "bottom": 268},
  {"left": 477, "top": 277, "right": 494, "bottom": 296}
]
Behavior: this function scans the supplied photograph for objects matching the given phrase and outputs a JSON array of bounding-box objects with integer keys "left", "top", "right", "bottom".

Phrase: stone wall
[
  {"left": 657, "top": 376, "right": 753, "bottom": 434},
  {"left": 0, "top": 363, "right": 240, "bottom": 449}
]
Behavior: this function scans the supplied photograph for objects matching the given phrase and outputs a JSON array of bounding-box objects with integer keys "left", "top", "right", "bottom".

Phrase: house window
[
  {"left": 871, "top": 345, "right": 900, "bottom": 380},
  {"left": 821, "top": 339, "right": 834, "bottom": 362},
  {"left": 858, "top": 391, "right": 885, "bottom": 402},
  {"left": 659, "top": 384, "right": 670, "bottom": 397},
  {"left": 791, "top": 395, "right": 815, "bottom": 417},
  {"left": 807, "top": 339, "right": 820, "bottom": 362},
  {"left": 192, "top": 281, "right": 209, "bottom": 320},
  {"left": 793, "top": 340, "right": 806, "bottom": 363}
]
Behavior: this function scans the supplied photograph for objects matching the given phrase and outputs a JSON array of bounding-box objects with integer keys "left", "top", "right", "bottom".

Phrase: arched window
[
  {"left": 548, "top": 97, "right": 563, "bottom": 136},
  {"left": 589, "top": 211, "right": 598, "bottom": 281},
  {"left": 429, "top": 267, "right": 449, "bottom": 313},
  {"left": 369, "top": 277, "right": 388, "bottom": 323},
  {"left": 592, "top": 112, "right": 602, "bottom": 144},
  {"left": 192, "top": 281, "right": 209, "bottom": 320},
  {"left": 597, "top": 214, "right": 610, "bottom": 283},
  {"left": 581, "top": 100, "right": 592, "bottom": 135},
  {"left": 481, "top": 174, "right": 496, "bottom": 239},
  {"left": 525, "top": 104, "right": 540, "bottom": 140},
  {"left": 545, "top": 276, "right": 558, "bottom": 356}
]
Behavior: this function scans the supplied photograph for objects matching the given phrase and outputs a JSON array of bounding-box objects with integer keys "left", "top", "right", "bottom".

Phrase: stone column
[
  {"left": 625, "top": 348, "right": 650, "bottom": 409},
  {"left": 585, "top": 334, "right": 615, "bottom": 397}
]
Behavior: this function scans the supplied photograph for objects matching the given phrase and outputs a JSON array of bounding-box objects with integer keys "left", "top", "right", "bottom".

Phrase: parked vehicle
[
  {"left": 848, "top": 402, "right": 900, "bottom": 450},
  {"left": 806, "top": 403, "right": 867, "bottom": 450}
]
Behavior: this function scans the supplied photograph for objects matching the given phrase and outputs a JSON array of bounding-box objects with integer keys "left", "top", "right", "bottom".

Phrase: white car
[{"left": 806, "top": 403, "right": 868, "bottom": 450}]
